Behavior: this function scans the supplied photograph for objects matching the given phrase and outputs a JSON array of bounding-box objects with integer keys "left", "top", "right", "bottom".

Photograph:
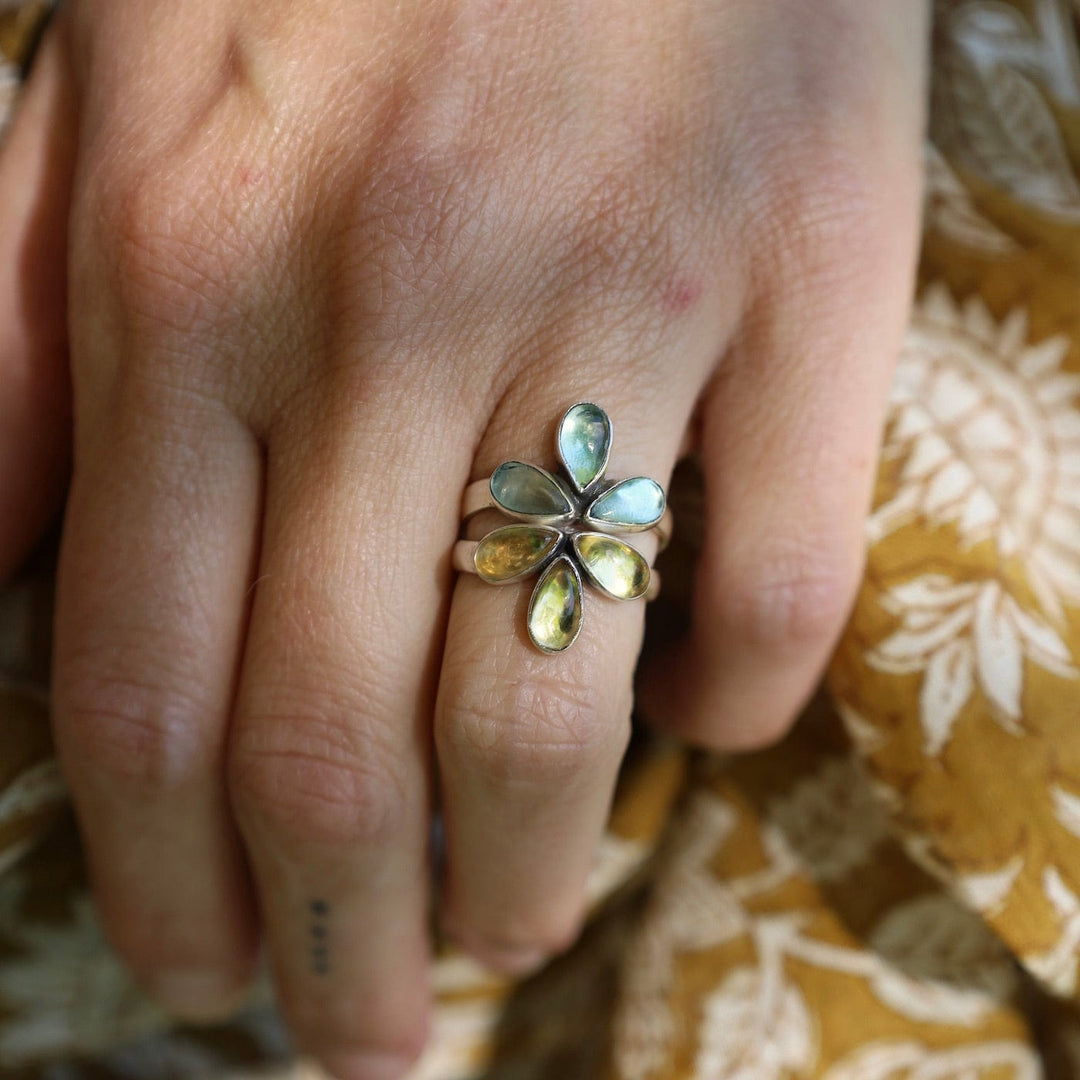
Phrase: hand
[{"left": 1, "top": 1, "right": 927, "bottom": 1076}]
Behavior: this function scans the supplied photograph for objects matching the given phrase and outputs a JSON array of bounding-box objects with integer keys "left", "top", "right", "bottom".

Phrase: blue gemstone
[
  {"left": 491, "top": 461, "right": 573, "bottom": 518},
  {"left": 558, "top": 402, "right": 611, "bottom": 492},
  {"left": 587, "top": 477, "right": 665, "bottom": 530}
]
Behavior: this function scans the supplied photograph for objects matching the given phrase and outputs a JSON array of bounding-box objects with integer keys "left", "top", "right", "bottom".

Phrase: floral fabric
[{"left": 4, "top": 1, "right": 1080, "bottom": 1077}]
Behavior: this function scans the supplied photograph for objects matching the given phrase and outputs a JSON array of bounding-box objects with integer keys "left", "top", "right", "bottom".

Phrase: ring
[{"left": 454, "top": 402, "right": 672, "bottom": 653}]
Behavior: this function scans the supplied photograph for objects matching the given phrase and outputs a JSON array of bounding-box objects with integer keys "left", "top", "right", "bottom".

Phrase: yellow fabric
[{"left": 4, "top": 1, "right": 1080, "bottom": 1076}]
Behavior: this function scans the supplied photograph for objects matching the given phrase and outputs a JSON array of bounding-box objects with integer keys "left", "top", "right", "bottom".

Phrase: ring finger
[{"left": 434, "top": 345, "right": 711, "bottom": 972}]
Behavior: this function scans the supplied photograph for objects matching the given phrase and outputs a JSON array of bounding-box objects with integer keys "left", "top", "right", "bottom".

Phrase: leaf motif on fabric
[
  {"left": 954, "top": 856, "right": 1024, "bottom": 914},
  {"left": 763, "top": 757, "right": 891, "bottom": 882},
  {"left": 933, "top": 0, "right": 1080, "bottom": 218},
  {"left": 1023, "top": 866, "right": 1080, "bottom": 995},
  {"left": 972, "top": 582, "right": 1023, "bottom": 722},
  {"left": 693, "top": 968, "right": 815, "bottom": 1080},
  {"left": 866, "top": 895, "right": 1018, "bottom": 1023},
  {"left": 869, "top": 572, "right": 1076, "bottom": 756},
  {"left": 871, "top": 284, "right": 1080, "bottom": 624},
  {"left": 1052, "top": 784, "right": 1080, "bottom": 841},
  {"left": 924, "top": 143, "right": 1022, "bottom": 254},
  {"left": 920, "top": 638, "right": 975, "bottom": 756}
]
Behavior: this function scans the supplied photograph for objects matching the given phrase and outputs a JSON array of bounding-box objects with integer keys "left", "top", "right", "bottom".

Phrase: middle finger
[{"left": 227, "top": 384, "right": 469, "bottom": 1079}]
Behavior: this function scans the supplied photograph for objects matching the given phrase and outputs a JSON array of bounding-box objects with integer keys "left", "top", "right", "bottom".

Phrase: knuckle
[
  {"left": 80, "top": 157, "right": 254, "bottom": 334},
  {"left": 228, "top": 712, "right": 410, "bottom": 851},
  {"left": 714, "top": 541, "right": 858, "bottom": 654},
  {"left": 750, "top": 141, "right": 888, "bottom": 296},
  {"left": 439, "top": 674, "right": 620, "bottom": 789},
  {"left": 55, "top": 670, "right": 217, "bottom": 792}
]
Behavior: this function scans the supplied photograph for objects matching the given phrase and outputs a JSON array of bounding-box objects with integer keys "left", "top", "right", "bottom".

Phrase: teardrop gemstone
[
  {"left": 474, "top": 525, "right": 561, "bottom": 583},
  {"left": 528, "top": 556, "right": 583, "bottom": 652},
  {"left": 490, "top": 461, "right": 574, "bottom": 519},
  {"left": 558, "top": 402, "right": 611, "bottom": 492},
  {"left": 573, "top": 533, "right": 650, "bottom": 600},
  {"left": 586, "top": 476, "right": 665, "bottom": 530}
]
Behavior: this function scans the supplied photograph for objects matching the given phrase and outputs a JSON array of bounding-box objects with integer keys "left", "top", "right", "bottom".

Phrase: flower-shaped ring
[{"left": 453, "top": 403, "right": 672, "bottom": 652}]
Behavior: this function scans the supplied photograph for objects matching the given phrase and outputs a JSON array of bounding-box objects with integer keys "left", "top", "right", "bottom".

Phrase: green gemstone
[
  {"left": 474, "top": 525, "right": 561, "bottom": 582},
  {"left": 528, "top": 556, "right": 583, "bottom": 652},
  {"left": 491, "top": 461, "right": 573, "bottom": 519},
  {"left": 558, "top": 402, "right": 611, "bottom": 492},
  {"left": 587, "top": 477, "right": 665, "bottom": 530},
  {"left": 573, "top": 533, "right": 650, "bottom": 600}
]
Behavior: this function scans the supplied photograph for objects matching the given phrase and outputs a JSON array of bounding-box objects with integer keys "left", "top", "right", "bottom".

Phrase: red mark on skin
[
  {"left": 661, "top": 275, "right": 702, "bottom": 316},
  {"left": 236, "top": 166, "right": 265, "bottom": 188}
]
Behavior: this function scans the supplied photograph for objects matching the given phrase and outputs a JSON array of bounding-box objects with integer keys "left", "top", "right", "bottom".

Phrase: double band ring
[{"left": 454, "top": 403, "right": 673, "bottom": 653}]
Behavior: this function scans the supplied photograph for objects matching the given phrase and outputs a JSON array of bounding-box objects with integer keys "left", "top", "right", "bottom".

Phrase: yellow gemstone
[
  {"left": 574, "top": 533, "right": 650, "bottom": 600},
  {"left": 474, "top": 526, "right": 561, "bottom": 583},
  {"left": 528, "top": 557, "right": 582, "bottom": 652}
]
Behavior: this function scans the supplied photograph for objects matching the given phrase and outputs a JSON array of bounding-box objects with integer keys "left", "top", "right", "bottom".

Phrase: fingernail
[
  {"left": 148, "top": 969, "right": 243, "bottom": 1023},
  {"left": 322, "top": 1050, "right": 416, "bottom": 1080}
]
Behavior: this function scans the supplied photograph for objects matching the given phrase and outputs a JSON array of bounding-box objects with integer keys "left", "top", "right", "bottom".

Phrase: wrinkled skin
[{"left": 0, "top": 2, "right": 927, "bottom": 1077}]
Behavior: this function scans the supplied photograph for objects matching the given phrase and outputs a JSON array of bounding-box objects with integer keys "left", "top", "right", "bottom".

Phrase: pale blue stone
[
  {"left": 558, "top": 402, "right": 611, "bottom": 492},
  {"left": 491, "top": 461, "right": 573, "bottom": 518},
  {"left": 587, "top": 477, "right": 665, "bottom": 529}
]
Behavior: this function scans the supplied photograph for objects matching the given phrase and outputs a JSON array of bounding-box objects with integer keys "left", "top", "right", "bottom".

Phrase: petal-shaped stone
[
  {"left": 586, "top": 476, "right": 665, "bottom": 530},
  {"left": 574, "top": 533, "right": 650, "bottom": 600},
  {"left": 491, "top": 461, "right": 573, "bottom": 519},
  {"left": 474, "top": 525, "right": 561, "bottom": 583},
  {"left": 558, "top": 402, "right": 611, "bottom": 492},
  {"left": 528, "top": 556, "right": 583, "bottom": 652}
]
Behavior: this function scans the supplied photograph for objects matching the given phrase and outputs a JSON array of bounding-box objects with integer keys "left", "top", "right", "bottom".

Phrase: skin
[{"left": 0, "top": 1, "right": 929, "bottom": 1077}]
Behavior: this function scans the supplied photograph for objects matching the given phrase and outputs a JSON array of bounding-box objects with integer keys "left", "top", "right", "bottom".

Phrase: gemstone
[
  {"left": 528, "top": 556, "right": 583, "bottom": 652},
  {"left": 491, "top": 461, "right": 573, "bottom": 519},
  {"left": 573, "top": 533, "right": 650, "bottom": 600},
  {"left": 586, "top": 476, "right": 665, "bottom": 530},
  {"left": 474, "top": 525, "right": 561, "bottom": 582},
  {"left": 558, "top": 402, "right": 611, "bottom": 492}
]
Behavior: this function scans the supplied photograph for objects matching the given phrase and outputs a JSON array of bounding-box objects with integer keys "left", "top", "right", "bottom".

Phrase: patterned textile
[{"left": 3, "top": 1, "right": 1080, "bottom": 1077}]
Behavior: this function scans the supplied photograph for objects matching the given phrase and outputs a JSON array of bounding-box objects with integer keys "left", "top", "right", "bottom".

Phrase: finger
[
  {"left": 638, "top": 0, "right": 929, "bottom": 751},
  {"left": 52, "top": 382, "right": 262, "bottom": 1019},
  {"left": 227, "top": 387, "right": 469, "bottom": 1080},
  {"left": 435, "top": 353, "right": 708, "bottom": 972},
  {"left": 640, "top": 168, "right": 925, "bottom": 751},
  {"left": 0, "top": 17, "right": 76, "bottom": 579}
]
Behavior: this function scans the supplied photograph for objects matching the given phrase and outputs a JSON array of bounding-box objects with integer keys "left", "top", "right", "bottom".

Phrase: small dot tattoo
[{"left": 309, "top": 898, "right": 330, "bottom": 975}]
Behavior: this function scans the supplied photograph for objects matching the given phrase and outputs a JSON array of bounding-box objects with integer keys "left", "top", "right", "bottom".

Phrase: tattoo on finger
[{"left": 309, "top": 898, "right": 330, "bottom": 975}]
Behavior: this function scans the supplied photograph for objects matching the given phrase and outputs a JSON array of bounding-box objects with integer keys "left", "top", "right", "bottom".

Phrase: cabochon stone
[
  {"left": 491, "top": 461, "right": 573, "bottom": 518},
  {"left": 587, "top": 476, "right": 665, "bottom": 529},
  {"left": 574, "top": 533, "right": 650, "bottom": 599},
  {"left": 528, "top": 556, "right": 582, "bottom": 652},
  {"left": 474, "top": 525, "right": 561, "bottom": 582},
  {"left": 558, "top": 402, "right": 611, "bottom": 492}
]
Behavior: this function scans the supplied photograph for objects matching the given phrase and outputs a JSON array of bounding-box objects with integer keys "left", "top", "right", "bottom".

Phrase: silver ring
[{"left": 455, "top": 402, "right": 673, "bottom": 653}]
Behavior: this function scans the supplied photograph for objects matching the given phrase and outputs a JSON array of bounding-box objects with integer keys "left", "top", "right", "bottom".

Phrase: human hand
[{"left": 3, "top": 1, "right": 927, "bottom": 1076}]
